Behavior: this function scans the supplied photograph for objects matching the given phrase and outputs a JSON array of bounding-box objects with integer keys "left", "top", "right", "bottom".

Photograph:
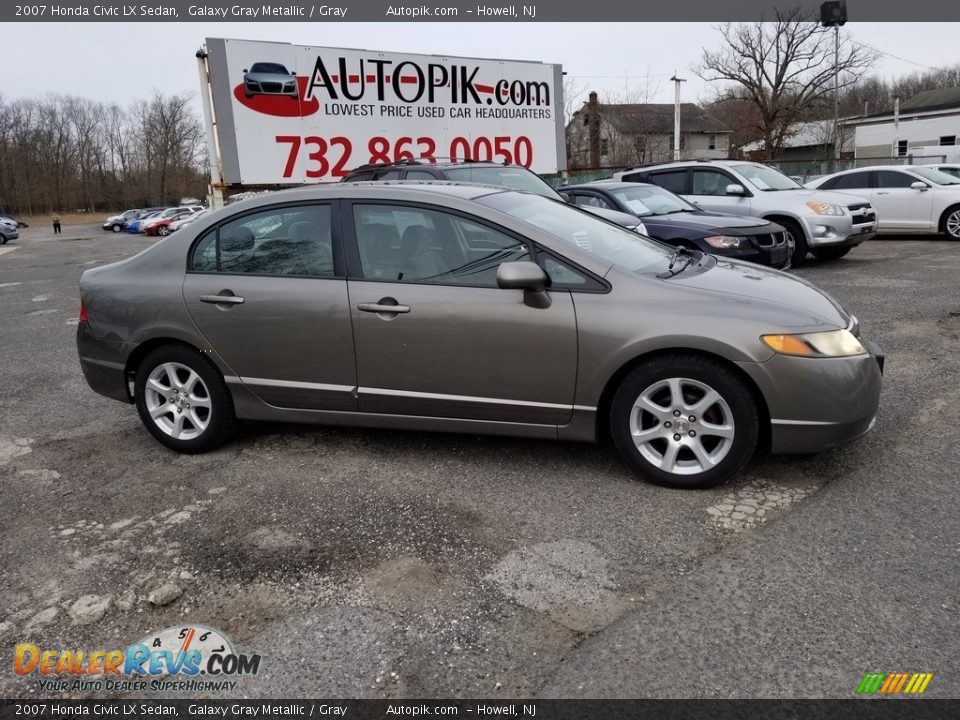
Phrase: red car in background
[{"left": 145, "top": 211, "right": 193, "bottom": 237}]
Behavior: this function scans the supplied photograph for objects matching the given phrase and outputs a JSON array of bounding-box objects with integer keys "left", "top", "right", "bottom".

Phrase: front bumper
[
  {"left": 800, "top": 213, "right": 876, "bottom": 248},
  {"left": 738, "top": 347, "right": 884, "bottom": 454},
  {"left": 77, "top": 323, "right": 133, "bottom": 403}
]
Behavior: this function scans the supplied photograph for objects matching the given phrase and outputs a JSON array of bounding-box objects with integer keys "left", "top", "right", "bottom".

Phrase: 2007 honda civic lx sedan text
[{"left": 77, "top": 183, "right": 884, "bottom": 488}]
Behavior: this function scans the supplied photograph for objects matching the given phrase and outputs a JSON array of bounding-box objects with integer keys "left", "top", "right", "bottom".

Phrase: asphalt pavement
[{"left": 0, "top": 224, "right": 957, "bottom": 699}]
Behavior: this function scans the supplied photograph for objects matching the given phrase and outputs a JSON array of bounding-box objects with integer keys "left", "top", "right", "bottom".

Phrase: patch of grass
[{"left": 19, "top": 212, "right": 105, "bottom": 228}]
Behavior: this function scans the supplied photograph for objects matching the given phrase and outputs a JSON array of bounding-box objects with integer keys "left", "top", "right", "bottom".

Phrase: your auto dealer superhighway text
[{"left": 47, "top": 4, "right": 345, "bottom": 17}]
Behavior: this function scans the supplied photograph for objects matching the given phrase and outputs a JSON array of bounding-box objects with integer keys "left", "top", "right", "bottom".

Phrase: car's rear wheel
[
  {"left": 811, "top": 246, "right": 851, "bottom": 261},
  {"left": 134, "top": 345, "right": 234, "bottom": 453},
  {"left": 609, "top": 354, "right": 759, "bottom": 489},
  {"left": 940, "top": 205, "right": 960, "bottom": 239},
  {"left": 779, "top": 218, "right": 808, "bottom": 267}
]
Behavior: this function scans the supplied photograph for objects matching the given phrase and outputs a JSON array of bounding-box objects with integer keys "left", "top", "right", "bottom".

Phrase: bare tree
[{"left": 696, "top": 8, "right": 878, "bottom": 159}]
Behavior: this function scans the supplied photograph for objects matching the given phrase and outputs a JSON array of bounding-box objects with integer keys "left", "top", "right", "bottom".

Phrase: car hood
[
  {"left": 771, "top": 188, "right": 871, "bottom": 207},
  {"left": 643, "top": 211, "right": 776, "bottom": 233},
  {"left": 580, "top": 206, "right": 644, "bottom": 228},
  {"left": 105, "top": 215, "right": 123, "bottom": 222},
  {"left": 666, "top": 257, "right": 849, "bottom": 329}
]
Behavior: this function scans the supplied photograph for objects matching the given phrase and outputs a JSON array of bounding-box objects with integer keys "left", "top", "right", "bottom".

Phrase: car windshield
[
  {"left": 250, "top": 62, "right": 289, "bottom": 74},
  {"left": 479, "top": 192, "right": 672, "bottom": 274},
  {"left": 911, "top": 167, "right": 960, "bottom": 185},
  {"left": 607, "top": 185, "right": 697, "bottom": 216},
  {"left": 732, "top": 164, "right": 803, "bottom": 191},
  {"left": 443, "top": 167, "right": 564, "bottom": 201}
]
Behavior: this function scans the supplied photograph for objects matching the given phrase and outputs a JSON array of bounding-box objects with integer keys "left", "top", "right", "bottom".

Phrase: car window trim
[
  {"left": 185, "top": 199, "right": 346, "bottom": 279},
  {"left": 648, "top": 167, "right": 693, "bottom": 195},
  {"left": 340, "top": 198, "right": 610, "bottom": 293},
  {"left": 693, "top": 167, "right": 751, "bottom": 197}
]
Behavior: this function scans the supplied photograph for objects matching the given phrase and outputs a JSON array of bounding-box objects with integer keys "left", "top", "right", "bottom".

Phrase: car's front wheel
[
  {"left": 134, "top": 345, "right": 234, "bottom": 453},
  {"left": 940, "top": 205, "right": 960, "bottom": 240},
  {"left": 158, "top": 226, "right": 170, "bottom": 236},
  {"left": 779, "top": 218, "right": 808, "bottom": 267},
  {"left": 111, "top": 224, "right": 122, "bottom": 233},
  {"left": 610, "top": 354, "right": 759, "bottom": 488}
]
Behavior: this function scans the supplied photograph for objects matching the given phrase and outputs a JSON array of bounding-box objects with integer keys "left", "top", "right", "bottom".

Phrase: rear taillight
[{"left": 78, "top": 301, "right": 88, "bottom": 323}]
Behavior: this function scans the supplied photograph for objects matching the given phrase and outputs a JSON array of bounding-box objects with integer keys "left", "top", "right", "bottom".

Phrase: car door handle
[
  {"left": 357, "top": 302, "right": 410, "bottom": 314},
  {"left": 875, "top": 191, "right": 890, "bottom": 195},
  {"left": 200, "top": 293, "right": 245, "bottom": 305}
]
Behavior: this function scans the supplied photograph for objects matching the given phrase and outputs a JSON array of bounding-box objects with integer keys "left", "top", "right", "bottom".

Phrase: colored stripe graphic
[{"left": 857, "top": 672, "right": 933, "bottom": 695}]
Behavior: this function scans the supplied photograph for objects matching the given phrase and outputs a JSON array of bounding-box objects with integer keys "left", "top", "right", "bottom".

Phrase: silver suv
[{"left": 613, "top": 160, "right": 877, "bottom": 265}]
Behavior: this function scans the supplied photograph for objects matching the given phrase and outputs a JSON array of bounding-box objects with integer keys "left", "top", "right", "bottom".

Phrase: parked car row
[{"left": 103, "top": 206, "right": 205, "bottom": 236}]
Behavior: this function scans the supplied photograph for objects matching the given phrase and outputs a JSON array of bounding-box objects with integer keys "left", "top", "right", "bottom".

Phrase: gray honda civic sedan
[{"left": 77, "top": 183, "right": 884, "bottom": 488}]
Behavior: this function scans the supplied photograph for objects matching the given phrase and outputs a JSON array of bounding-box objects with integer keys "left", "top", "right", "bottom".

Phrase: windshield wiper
[{"left": 657, "top": 246, "right": 699, "bottom": 278}]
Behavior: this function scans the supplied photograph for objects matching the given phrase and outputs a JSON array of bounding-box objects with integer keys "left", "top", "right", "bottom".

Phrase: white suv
[{"left": 613, "top": 160, "right": 877, "bottom": 265}]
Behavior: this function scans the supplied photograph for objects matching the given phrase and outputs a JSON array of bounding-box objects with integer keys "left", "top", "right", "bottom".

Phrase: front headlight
[
  {"left": 761, "top": 329, "right": 866, "bottom": 357},
  {"left": 704, "top": 235, "right": 744, "bottom": 249},
  {"left": 806, "top": 201, "right": 845, "bottom": 216}
]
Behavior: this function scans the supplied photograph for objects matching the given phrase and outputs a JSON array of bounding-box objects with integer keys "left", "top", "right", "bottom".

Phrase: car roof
[
  {"left": 564, "top": 181, "right": 654, "bottom": 190},
  {"left": 348, "top": 160, "right": 527, "bottom": 173},
  {"left": 236, "top": 180, "right": 518, "bottom": 206},
  {"left": 827, "top": 165, "right": 926, "bottom": 175},
  {"left": 621, "top": 159, "right": 746, "bottom": 172}
]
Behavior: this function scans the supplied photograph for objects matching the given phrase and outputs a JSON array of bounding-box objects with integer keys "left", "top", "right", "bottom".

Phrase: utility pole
[
  {"left": 670, "top": 74, "right": 686, "bottom": 162},
  {"left": 893, "top": 94, "right": 901, "bottom": 160},
  {"left": 820, "top": 1, "right": 847, "bottom": 174}
]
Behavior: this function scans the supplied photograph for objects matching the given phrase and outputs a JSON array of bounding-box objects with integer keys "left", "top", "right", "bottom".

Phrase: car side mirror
[
  {"left": 726, "top": 184, "right": 746, "bottom": 196},
  {"left": 911, "top": 181, "right": 929, "bottom": 191},
  {"left": 242, "top": 68, "right": 248, "bottom": 73},
  {"left": 558, "top": 191, "right": 572, "bottom": 203},
  {"left": 497, "top": 261, "right": 551, "bottom": 309}
]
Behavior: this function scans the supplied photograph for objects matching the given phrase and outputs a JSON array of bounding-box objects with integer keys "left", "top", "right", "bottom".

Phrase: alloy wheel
[
  {"left": 143, "top": 362, "right": 212, "bottom": 440},
  {"left": 629, "top": 377, "right": 735, "bottom": 476},
  {"left": 946, "top": 210, "right": 960, "bottom": 239}
]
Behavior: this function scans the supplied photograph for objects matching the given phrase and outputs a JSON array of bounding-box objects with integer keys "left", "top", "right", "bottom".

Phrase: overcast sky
[{"left": 4, "top": 22, "right": 958, "bottom": 110}]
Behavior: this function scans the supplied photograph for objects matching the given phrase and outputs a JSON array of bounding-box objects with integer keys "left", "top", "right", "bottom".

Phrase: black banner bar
[
  {"left": 3, "top": 700, "right": 960, "bottom": 720},
  {"left": 5, "top": 0, "right": 960, "bottom": 22}
]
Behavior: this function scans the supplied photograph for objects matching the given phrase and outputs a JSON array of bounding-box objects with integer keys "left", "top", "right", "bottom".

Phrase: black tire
[
  {"left": 158, "top": 226, "right": 170, "bottom": 236},
  {"left": 111, "top": 224, "right": 122, "bottom": 233},
  {"left": 811, "top": 246, "right": 851, "bottom": 261},
  {"left": 134, "top": 344, "right": 234, "bottom": 453},
  {"left": 1, "top": 236, "right": 8, "bottom": 245},
  {"left": 939, "top": 204, "right": 960, "bottom": 240},
  {"left": 778, "top": 218, "right": 809, "bottom": 267},
  {"left": 609, "top": 353, "right": 759, "bottom": 489}
]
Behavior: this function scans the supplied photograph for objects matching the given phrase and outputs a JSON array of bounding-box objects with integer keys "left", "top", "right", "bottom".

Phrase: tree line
[{"left": 0, "top": 91, "right": 207, "bottom": 216}]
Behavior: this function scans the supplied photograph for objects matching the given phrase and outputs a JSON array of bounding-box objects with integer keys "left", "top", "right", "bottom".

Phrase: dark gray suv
[{"left": 77, "top": 184, "right": 884, "bottom": 488}]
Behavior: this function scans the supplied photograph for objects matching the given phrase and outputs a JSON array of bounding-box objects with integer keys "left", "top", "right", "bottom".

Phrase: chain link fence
[
  {"left": 539, "top": 167, "right": 627, "bottom": 188},
  {"left": 771, "top": 156, "right": 948, "bottom": 184}
]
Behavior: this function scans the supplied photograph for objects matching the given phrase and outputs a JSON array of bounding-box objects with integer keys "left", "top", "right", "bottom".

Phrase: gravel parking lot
[{"left": 1, "top": 224, "right": 958, "bottom": 698}]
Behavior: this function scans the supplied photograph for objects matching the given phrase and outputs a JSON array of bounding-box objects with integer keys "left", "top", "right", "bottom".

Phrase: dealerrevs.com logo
[{"left": 13, "top": 625, "right": 261, "bottom": 693}]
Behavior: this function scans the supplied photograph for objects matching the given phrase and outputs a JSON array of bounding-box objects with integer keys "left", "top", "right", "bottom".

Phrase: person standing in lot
[{"left": 52, "top": 213, "right": 62, "bottom": 235}]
